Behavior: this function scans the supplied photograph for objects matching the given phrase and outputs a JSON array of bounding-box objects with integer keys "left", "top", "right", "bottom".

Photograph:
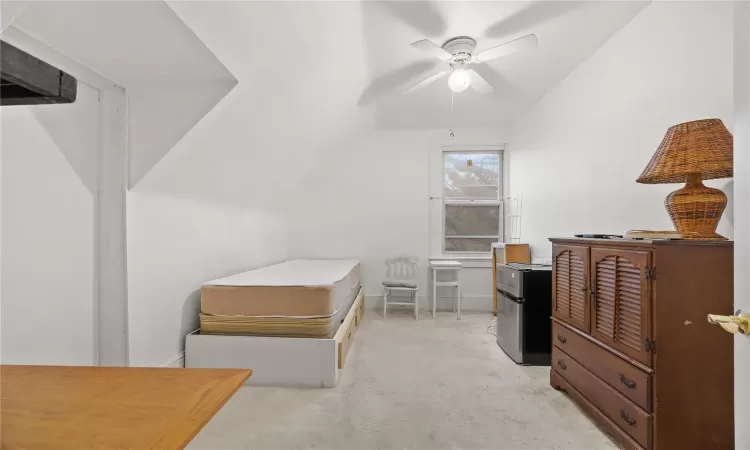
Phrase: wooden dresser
[{"left": 549, "top": 237, "right": 734, "bottom": 450}]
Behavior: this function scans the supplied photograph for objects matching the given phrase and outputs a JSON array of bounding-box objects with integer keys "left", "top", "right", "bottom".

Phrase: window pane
[
  {"left": 445, "top": 238, "right": 498, "bottom": 253},
  {"left": 444, "top": 152, "right": 500, "bottom": 199},
  {"left": 445, "top": 205, "right": 500, "bottom": 237}
]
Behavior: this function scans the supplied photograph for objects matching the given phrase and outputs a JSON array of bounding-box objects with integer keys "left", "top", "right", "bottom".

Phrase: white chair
[{"left": 382, "top": 255, "right": 419, "bottom": 319}]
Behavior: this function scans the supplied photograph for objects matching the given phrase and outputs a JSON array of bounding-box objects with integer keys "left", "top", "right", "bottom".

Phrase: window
[{"left": 442, "top": 150, "right": 503, "bottom": 253}]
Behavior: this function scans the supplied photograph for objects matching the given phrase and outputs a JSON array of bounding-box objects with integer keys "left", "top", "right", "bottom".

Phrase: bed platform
[
  {"left": 186, "top": 288, "right": 364, "bottom": 388},
  {"left": 187, "top": 259, "right": 364, "bottom": 387}
]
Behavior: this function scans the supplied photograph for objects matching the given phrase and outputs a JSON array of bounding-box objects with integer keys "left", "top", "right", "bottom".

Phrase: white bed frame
[{"left": 185, "top": 290, "right": 364, "bottom": 388}]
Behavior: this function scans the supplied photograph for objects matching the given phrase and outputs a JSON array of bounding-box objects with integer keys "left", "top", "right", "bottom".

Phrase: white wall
[
  {"left": 0, "top": 83, "right": 100, "bottom": 365},
  {"left": 126, "top": 191, "right": 288, "bottom": 367},
  {"left": 123, "top": 1, "right": 370, "bottom": 366},
  {"left": 509, "top": 1, "right": 735, "bottom": 258},
  {"left": 733, "top": 2, "right": 749, "bottom": 447},
  {"left": 290, "top": 127, "right": 507, "bottom": 311},
  {"left": 122, "top": 3, "right": 374, "bottom": 352}
]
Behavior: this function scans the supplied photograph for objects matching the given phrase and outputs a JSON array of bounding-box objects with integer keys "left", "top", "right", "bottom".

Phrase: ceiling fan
[
  {"left": 357, "top": 1, "right": 587, "bottom": 106},
  {"left": 407, "top": 34, "right": 538, "bottom": 95}
]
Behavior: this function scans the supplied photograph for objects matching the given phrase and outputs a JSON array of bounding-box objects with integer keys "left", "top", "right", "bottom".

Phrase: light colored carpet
[{"left": 188, "top": 312, "right": 621, "bottom": 450}]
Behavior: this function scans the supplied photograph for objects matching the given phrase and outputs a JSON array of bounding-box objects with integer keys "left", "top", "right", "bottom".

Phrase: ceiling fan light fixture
[{"left": 448, "top": 68, "right": 471, "bottom": 93}]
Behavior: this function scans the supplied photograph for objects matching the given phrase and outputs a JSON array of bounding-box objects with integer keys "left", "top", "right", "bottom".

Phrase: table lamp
[{"left": 636, "top": 118, "right": 733, "bottom": 240}]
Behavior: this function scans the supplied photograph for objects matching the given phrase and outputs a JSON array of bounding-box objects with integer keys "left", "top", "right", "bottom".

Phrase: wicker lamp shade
[
  {"left": 637, "top": 119, "right": 734, "bottom": 240},
  {"left": 637, "top": 119, "right": 733, "bottom": 184}
]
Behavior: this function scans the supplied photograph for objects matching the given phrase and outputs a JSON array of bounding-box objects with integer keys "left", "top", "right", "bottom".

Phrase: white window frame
[{"left": 440, "top": 146, "right": 505, "bottom": 256}]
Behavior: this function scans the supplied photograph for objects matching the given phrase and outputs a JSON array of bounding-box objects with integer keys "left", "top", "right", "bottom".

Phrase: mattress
[
  {"left": 202, "top": 259, "right": 360, "bottom": 317},
  {"left": 200, "top": 287, "right": 362, "bottom": 338},
  {"left": 199, "top": 259, "right": 361, "bottom": 337}
]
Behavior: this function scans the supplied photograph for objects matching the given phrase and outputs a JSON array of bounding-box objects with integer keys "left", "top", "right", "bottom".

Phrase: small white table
[{"left": 429, "top": 260, "right": 463, "bottom": 320}]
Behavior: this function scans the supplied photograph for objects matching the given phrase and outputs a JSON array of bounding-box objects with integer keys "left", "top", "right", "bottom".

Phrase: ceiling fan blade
[
  {"left": 468, "top": 69, "right": 493, "bottom": 94},
  {"left": 358, "top": 60, "right": 438, "bottom": 105},
  {"left": 378, "top": 1, "right": 447, "bottom": 37},
  {"left": 404, "top": 70, "right": 449, "bottom": 93},
  {"left": 411, "top": 39, "right": 453, "bottom": 63},
  {"left": 472, "top": 34, "right": 538, "bottom": 63},
  {"left": 471, "top": 64, "right": 526, "bottom": 100},
  {"left": 484, "top": 1, "right": 586, "bottom": 39}
]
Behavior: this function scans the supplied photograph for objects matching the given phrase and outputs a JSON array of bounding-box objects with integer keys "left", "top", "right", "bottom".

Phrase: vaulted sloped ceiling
[
  {"left": 133, "top": 1, "right": 375, "bottom": 211},
  {"left": 6, "top": 0, "right": 238, "bottom": 188},
  {"left": 135, "top": 1, "right": 649, "bottom": 211},
  {"left": 360, "top": 1, "right": 648, "bottom": 129},
  {"left": 0, "top": 1, "right": 29, "bottom": 33},
  {"left": 3, "top": 1, "right": 649, "bottom": 211},
  {"left": 127, "top": 82, "right": 237, "bottom": 187}
]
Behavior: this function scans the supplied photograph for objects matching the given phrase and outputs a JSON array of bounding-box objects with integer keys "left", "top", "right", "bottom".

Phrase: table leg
[
  {"left": 457, "top": 281, "right": 461, "bottom": 320},
  {"left": 453, "top": 283, "right": 457, "bottom": 313},
  {"left": 414, "top": 290, "right": 418, "bottom": 320},
  {"left": 432, "top": 269, "right": 436, "bottom": 319}
]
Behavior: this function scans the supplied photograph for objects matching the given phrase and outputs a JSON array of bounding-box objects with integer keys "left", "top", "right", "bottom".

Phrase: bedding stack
[
  {"left": 188, "top": 259, "right": 364, "bottom": 387},
  {"left": 199, "top": 259, "right": 361, "bottom": 338}
]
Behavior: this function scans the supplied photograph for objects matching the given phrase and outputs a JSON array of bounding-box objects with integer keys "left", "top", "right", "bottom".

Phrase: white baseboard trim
[
  {"left": 365, "top": 294, "right": 492, "bottom": 313},
  {"left": 162, "top": 352, "right": 185, "bottom": 368}
]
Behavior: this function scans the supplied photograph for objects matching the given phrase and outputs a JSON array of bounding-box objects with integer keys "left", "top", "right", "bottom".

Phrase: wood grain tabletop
[{"left": 0, "top": 365, "right": 251, "bottom": 450}]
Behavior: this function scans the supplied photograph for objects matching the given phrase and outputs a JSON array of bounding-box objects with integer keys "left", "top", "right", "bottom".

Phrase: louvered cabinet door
[
  {"left": 590, "top": 248, "right": 652, "bottom": 366},
  {"left": 552, "top": 245, "right": 590, "bottom": 333}
]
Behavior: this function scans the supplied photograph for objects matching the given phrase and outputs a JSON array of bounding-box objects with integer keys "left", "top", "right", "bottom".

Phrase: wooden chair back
[{"left": 385, "top": 255, "right": 418, "bottom": 280}]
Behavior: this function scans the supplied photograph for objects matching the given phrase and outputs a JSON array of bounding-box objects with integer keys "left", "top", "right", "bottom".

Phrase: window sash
[
  {"left": 440, "top": 149, "right": 503, "bottom": 254},
  {"left": 442, "top": 204, "right": 502, "bottom": 253},
  {"left": 443, "top": 237, "right": 501, "bottom": 254},
  {"left": 443, "top": 150, "right": 502, "bottom": 201},
  {"left": 443, "top": 199, "right": 502, "bottom": 206}
]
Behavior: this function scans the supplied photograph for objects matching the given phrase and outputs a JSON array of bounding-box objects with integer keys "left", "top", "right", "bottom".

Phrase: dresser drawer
[
  {"left": 553, "top": 321, "right": 651, "bottom": 411},
  {"left": 553, "top": 346, "right": 651, "bottom": 449}
]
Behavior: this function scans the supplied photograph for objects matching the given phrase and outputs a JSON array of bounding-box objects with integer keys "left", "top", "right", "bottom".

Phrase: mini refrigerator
[{"left": 495, "top": 263, "right": 552, "bottom": 365}]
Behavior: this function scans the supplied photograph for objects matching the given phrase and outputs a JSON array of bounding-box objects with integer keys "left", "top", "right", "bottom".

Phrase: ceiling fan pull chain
[{"left": 449, "top": 91, "right": 456, "bottom": 139}]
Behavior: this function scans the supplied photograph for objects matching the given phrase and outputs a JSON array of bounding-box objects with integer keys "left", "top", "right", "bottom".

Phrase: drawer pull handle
[
  {"left": 619, "top": 410, "right": 636, "bottom": 426},
  {"left": 619, "top": 373, "right": 636, "bottom": 389},
  {"left": 557, "top": 359, "right": 567, "bottom": 370},
  {"left": 557, "top": 335, "right": 567, "bottom": 344}
]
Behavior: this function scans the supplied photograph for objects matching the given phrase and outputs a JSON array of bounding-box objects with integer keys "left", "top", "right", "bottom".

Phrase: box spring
[{"left": 199, "top": 282, "right": 360, "bottom": 337}]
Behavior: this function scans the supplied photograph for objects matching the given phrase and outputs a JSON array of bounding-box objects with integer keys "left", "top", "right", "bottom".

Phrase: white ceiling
[
  {"left": 1, "top": 1, "right": 649, "bottom": 210},
  {"left": 13, "top": 1, "right": 648, "bottom": 129},
  {"left": 359, "top": 1, "right": 648, "bottom": 129},
  {"left": 11, "top": 1, "right": 233, "bottom": 86},
  {"left": 140, "top": 0, "right": 374, "bottom": 209},
  {"left": 6, "top": 1, "right": 238, "bottom": 187}
]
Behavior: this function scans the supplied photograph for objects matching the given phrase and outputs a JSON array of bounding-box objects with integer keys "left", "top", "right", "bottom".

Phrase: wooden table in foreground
[{"left": 0, "top": 365, "right": 251, "bottom": 450}]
